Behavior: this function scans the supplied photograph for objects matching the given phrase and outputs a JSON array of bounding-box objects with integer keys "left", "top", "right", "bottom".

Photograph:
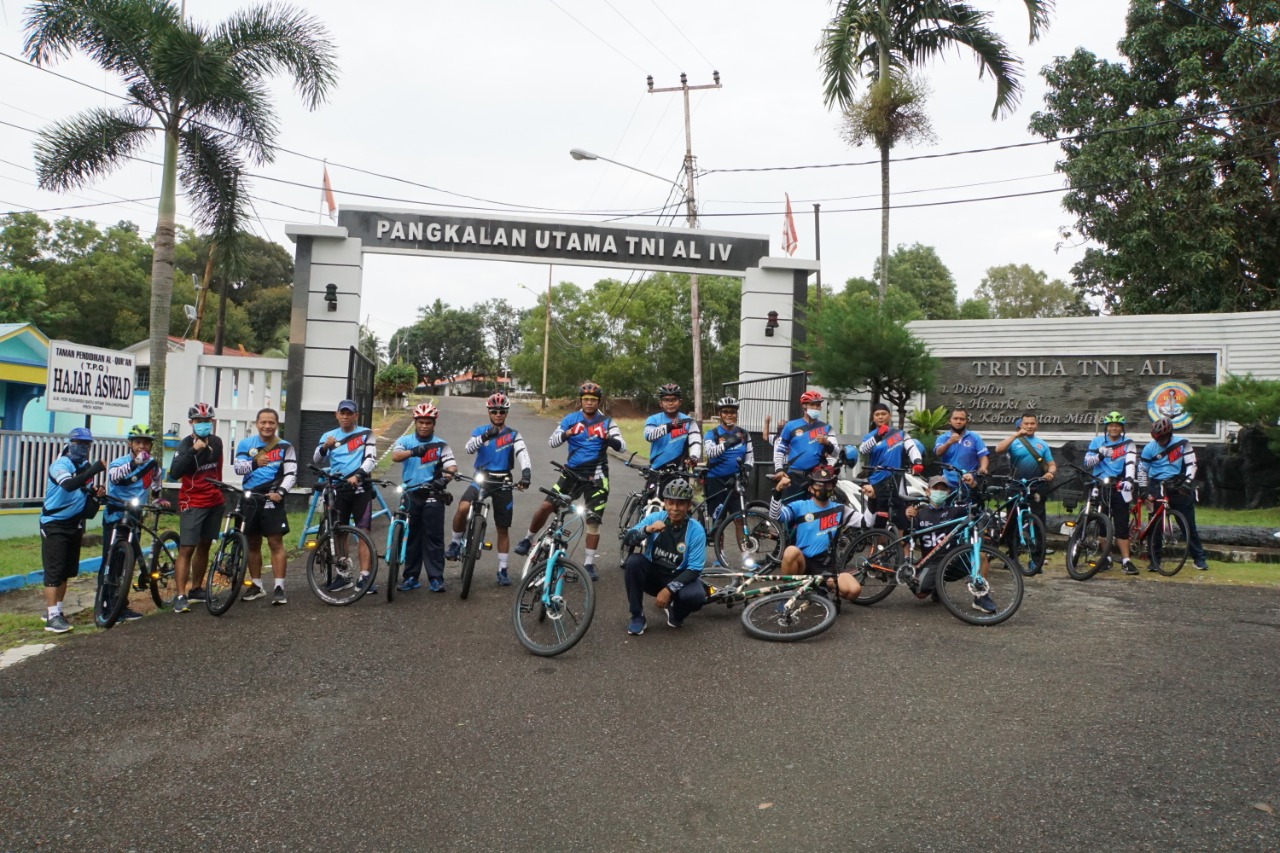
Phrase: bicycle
[
  {"left": 1132, "top": 477, "right": 1192, "bottom": 576},
  {"left": 981, "top": 475, "right": 1049, "bottom": 577},
  {"left": 303, "top": 464, "right": 379, "bottom": 605},
  {"left": 453, "top": 472, "right": 513, "bottom": 599},
  {"left": 698, "top": 565, "right": 842, "bottom": 642},
  {"left": 373, "top": 477, "right": 456, "bottom": 602},
  {"left": 696, "top": 459, "right": 789, "bottom": 572},
  {"left": 616, "top": 453, "right": 684, "bottom": 553},
  {"left": 94, "top": 499, "right": 179, "bottom": 629},
  {"left": 512, "top": 479, "right": 595, "bottom": 657},
  {"left": 202, "top": 480, "right": 270, "bottom": 616},
  {"left": 296, "top": 475, "right": 391, "bottom": 550},
  {"left": 1062, "top": 464, "right": 1117, "bottom": 581}
]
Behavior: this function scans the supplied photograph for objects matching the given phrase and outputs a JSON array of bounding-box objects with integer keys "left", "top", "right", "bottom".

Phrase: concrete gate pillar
[{"left": 739, "top": 256, "right": 818, "bottom": 381}]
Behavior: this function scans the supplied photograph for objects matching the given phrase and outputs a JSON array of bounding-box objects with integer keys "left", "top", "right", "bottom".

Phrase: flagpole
[
  {"left": 319, "top": 159, "right": 325, "bottom": 224},
  {"left": 813, "top": 203, "right": 822, "bottom": 308}
]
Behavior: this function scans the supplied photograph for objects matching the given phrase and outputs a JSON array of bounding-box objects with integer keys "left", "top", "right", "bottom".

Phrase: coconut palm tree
[
  {"left": 23, "top": 0, "right": 337, "bottom": 435},
  {"left": 818, "top": 1, "right": 1054, "bottom": 299}
]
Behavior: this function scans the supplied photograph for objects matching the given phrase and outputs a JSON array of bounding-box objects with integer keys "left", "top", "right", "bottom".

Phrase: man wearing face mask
[
  {"left": 168, "top": 402, "right": 225, "bottom": 613},
  {"left": 770, "top": 464, "right": 865, "bottom": 601},
  {"left": 772, "top": 390, "right": 840, "bottom": 503},
  {"left": 39, "top": 428, "right": 106, "bottom": 633},
  {"left": 905, "top": 476, "right": 971, "bottom": 604}
]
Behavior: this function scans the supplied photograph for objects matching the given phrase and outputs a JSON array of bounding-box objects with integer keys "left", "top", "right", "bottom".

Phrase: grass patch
[
  {"left": 0, "top": 612, "right": 49, "bottom": 650},
  {"left": 1045, "top": 500, "right": 1280, "bottom": 529},
  {"left": 0, "top": 535, "right": 43, "bottom": 579}
]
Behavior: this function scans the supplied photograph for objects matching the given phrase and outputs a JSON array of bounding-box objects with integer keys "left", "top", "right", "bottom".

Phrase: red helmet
[
  {"left": 799, "top": 390, "right": 824, "bottom": 406},
  {"left": 485, "top": 393, "right": 510, "bottom": 411},
  {"left": 579, "top": 381, "right": 602, "bottom": 398},
  {"left": 188, "top": 402, "right": 215, "bottom": 419},
  {"left": 412, "top": 403, "right": 439, "bottom": 420},
  {"left": 1151, "top": 417, "right": 1174, "bottom": 440}
]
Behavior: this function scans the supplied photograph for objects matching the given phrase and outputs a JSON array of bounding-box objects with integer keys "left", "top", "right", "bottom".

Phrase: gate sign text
[{"left": 46, "top": 340, "right": 135, "bottom": 418}]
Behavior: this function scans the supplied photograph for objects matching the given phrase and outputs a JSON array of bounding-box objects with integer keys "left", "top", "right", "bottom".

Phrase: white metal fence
[{"left": 0, "top": 430, "right": 128, "bottom": 506}]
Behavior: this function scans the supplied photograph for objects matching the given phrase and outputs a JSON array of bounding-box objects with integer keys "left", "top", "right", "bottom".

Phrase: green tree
[
  {"left": 818, "top": 0, "right": 1052, "bottom": 298},
  {"left": 1185, "top": 374, "right": 1280, "bottom": 455},
  {"left": 1029, "top": 2, "right": 1279, "bottom": 314},
  {"left": 975, "top": 263, "right": 1091, "bottom": 318},
  {"left": 24, "top": 0, "right": 337, "bottom": 434},
  {"left": 958, "top": 297, "right": 991, "bottom": 319},
  {"left": 876, "top": 243, "right": 958, "bottom": 320},
  {"left": 374, "top": 361, "right": 418, "bottom": 412},
  {"left": 359, "top": 325, "right": 384, "bottom": 368},
  {"left": 0, "top": 268, "right": 57, "bottom": 327},
  {"left": 391, "top": 300, "right": 487, "bottom": 387},
  {"left": 474, "top": 297, "right": 525, "bottom": 375},
  {"left": 243, "top": 285, "right": 293, "bottom": 354}
]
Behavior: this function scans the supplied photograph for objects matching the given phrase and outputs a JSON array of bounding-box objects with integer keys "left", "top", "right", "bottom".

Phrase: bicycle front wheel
[
  {"left": 95, "top": 541, "right": 136, "bottom": 629},
  {"left": 385, "top": 522, "right": 405, "bottom": 602},
  {"left": 936, "top": 544, "right": 1024, "bottom": 626},
  {"left": 307, "top": 526, "right": 378, "bottom": 606},
  {"left": 712, "top": 508, "right": 786, "bottom": 571},
  {"left": 741, "top": 590, "right": 838, "bottom": 642},
  {"left": 1013, "top": 512, "right": 1048, "bottom": 576},
  {"left": 512, "top": 557, "right": 596, "bottom": 656},
  {"left": 206, "top": 531, "right": 248, "bottom": 616},
  {"left": 147, "top": 531, "right": 180, "bottom": 609},
  {"left": 1065, "top": 512, "right": 1113, "bottom": 581},
  {"left": 839, "top": 529, "right": 898, "bottom": 605},
  {"left": 459, "top": 512, "right": 486, "bottom": 600},
  {"left": 1150, "top": 510, "right": 1190, "bottom": 576}
]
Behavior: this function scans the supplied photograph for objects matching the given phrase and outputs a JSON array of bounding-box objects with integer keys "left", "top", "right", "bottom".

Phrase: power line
[
  {"left": 1163, "top": 1, "right": 1275, "bottom": 53},
  {"left": 646, "top": 0, "right": 715, "bottom": 70},
  {"left": 544, "top": 0, "right": 647, "bottom": 73},
  {"left": 601, "top": 0, "right": 682, "bottom": 70},
  {"left": 1, "top": 195, "right": 159, "bottom": 215}
]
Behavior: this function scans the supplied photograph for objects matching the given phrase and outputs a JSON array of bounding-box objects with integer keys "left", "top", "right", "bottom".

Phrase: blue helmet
[{"left": 68, "top": 427, "right": 93, "bottom": 442}]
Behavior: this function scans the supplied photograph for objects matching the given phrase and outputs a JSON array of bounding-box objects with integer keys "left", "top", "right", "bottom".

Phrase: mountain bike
[
  {"left": 94, "top": 499, "right": 178, "bottom": 629},
  {"left": 1062, "top": 464, "right": 1116, "bottom": 581},
  {"left": 1134, "top": 478, "right": 1192, "bottom": 575},
  {"left": 512, "top": 480, "right": 595, "bottom": 657},
  {"left": 203, "top": 480, "right": 269, "bottom": 616},
  {"left": 450, "top": 473, "right": 513, "bottom": 599},
  {"left": 373, "top": 477, "right": 456, "bottom": 602},
  {"left": 616, "top": 454, "right": 683, "bottom": 560},
  {"left": 982, "top": 475, "right": 1049, "bottom": 577},
  {"left": 697, "top": 459, "right": 788, "bottom": 571},
  {"left": 304, "top": 465, "right": 379, "bottom": 605},
  {"left": 698, "top": 565, "right": 842, "bottom": 642}
]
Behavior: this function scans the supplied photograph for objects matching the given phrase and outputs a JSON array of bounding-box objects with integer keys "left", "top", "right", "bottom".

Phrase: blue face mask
[
  {"left": 66, "top": 443, "right": 89, "bottom": 464},
  {"left": 193, "top": 422, "right": 214, "bottom": 438}
]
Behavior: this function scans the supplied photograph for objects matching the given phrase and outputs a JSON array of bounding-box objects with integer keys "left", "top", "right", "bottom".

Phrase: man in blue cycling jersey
[
  {"left": 993, "top": 412, "right": 1057, "bottom": 572},
  {"left": 515, "top": 381, "right": 625, "bottom": 581},
  {"left": 772, "top": 390, "right": 839, "bottom": 502},
  {"left": 233, "top": 408, "right": 297, "bottom": 604},
  {"left": 934, "top": 408, "right": 988, "bottom": 488},
  {"left": 313, "top": 399, "right": 378, "bottom": 592},
  {"left": 847, "top": 403, "right": 923, "bottom": 531},
  {"left": 1137, "top": 417, "right": 1208, "bottom": 571},
  {"left": 102, "top": 424, "right": 168, "bottom": 621},
  {"left": 769, "top": 465, "right": 862, "bottom": 601},
  {"left": 39, "top": 428, "right": 106, "bottom": 633},
  {"left": 644, "top": 383, "right": 702, "bottom": 471},
  {"left": 703, "top": 396, "right": 753, "bottom": 523},
  {"left": 391, "top": 403, "right": 458, "bottom": 592},
  {"left": 1085, "top": 411, "right": 1139, "bottom": 574},
  {"left": 447, "top": 392, "right": 531, "bottom": 587},
  {"left": 620, "top": 477, "right": 707, "bottom": 634}
]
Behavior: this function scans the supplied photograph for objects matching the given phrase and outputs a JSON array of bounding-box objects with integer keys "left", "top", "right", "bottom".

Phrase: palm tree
[
  {"left": 818, "top": 1, "right": 1053, "bottom": 299},
  {"left": 23, "top": 0, "right": 337, "bottom": 435}
]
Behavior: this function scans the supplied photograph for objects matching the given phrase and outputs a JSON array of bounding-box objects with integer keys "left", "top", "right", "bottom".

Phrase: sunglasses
[
  {"left": 580, "top": 396, "right": 600, "bottom": 403},
  {"left": 489, "top": 408, "right": 508, "bottom": 415}
]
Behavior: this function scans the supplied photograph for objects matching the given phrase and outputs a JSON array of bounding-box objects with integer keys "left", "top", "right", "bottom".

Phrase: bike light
[
  {"left": 475, "top": 472, "right": 486, "bottom": 484},
  {"left": 574, "top": 505, "right": 585, "bottom": 516},
  {"left": 305, "top": 540, "right": 317, "bottom": 550},
  {"left": 396, "top": 485, "right": 404, "bottom": 494},
  {"left": 130, "top": 498, "right": 141, "bottom": 507}
]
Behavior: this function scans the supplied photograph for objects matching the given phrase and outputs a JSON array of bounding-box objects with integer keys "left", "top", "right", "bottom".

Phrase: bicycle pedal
[{"left": 483, "top": 541, "right": 493, "bottom": 550}]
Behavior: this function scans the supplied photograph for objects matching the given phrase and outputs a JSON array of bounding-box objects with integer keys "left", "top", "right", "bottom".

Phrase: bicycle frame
[{"left": 297, "top": 477, "right": 391, "bottom": 549}]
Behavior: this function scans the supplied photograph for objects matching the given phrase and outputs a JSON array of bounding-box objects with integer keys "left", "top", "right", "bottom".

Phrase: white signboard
[{"left": 45, "top": 340, "right": 136, "bottom": 418}]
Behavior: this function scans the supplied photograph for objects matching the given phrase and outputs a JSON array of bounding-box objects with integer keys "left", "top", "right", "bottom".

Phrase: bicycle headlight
[
  {"left": 1102, "top": 477, "right": 1114, "bottom": 486},
  {"left": 475, "top": 472, "right": 486, "bottom": 484},
  {"left": 574, "top": 505, "right": 585, "bottom": 516},
  {"left": 130, "top": 498, "right": 141, "bottom": 507},
  {"left": 396, "top": 485, "right": 405, "bottom": 494}
]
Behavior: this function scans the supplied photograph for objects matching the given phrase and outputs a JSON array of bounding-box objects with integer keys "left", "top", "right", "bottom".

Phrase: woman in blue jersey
[
  {"left": 620, "top": 477, "right": 707, "bottom": 635},
  {"left": 1084, "top": 411, "right": 1138, "bottom": 574},
  {"left": 769, "top": 464, "right": 863, "bottom": 601},
  {"left": 391, "top": 403, "right": 458, "bottom": 592},
  {"left": 234, "top": 408, "right": 297, "bottom": 605}
]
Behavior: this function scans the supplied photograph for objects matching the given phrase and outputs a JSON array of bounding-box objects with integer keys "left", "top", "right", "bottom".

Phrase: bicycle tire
[
  {"left": 459, "top": 512, "right": 486, "bottom": 600},
  {"left": 1013, "top": 512, "right": 1048, "bottom": 576},
  {"left": 936, "top": 544, "right": 1024, "bottom": 626},
  {"left": 307, "top": 526, "right": 379, "bottom": 606},
  {"left": 512, "top": 557, "right": 595, "bottom": 656},
  {"left": 205, "top": 531, "right": 248, "bottom": 616},
  {"left": 1150, "top": 509, "right": 1190, "bottom": 576},
  {"left": 95, "top": 540, "right": 136, "bottom": 629},
  {"left": 740, "top": 590, "right": 838, "bottom": 642},
  {"left": 839, "top": 529, "right": 898, "bottom": 605},
  {"left": 712, "top": 508, "right": 786, "bottom": 571},
  {"left": 147, "top": 531, "right": 180, "bottom": 609},
  {"left": 1065, "top": 512, "right": 1114, "bottom": 581},
  {"left": 385, "top": 522, "right": 405, "bottom": 602}
]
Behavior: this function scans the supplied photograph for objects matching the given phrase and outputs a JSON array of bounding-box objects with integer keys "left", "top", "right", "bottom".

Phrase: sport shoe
[
  {"left": 428, "top": 578, "right": 446, "bottom": 593},
  {"left": 971, "top": 594, "right": 997, "bottom": 614},
  {"left": 44, "top": 613, "right": 72, "bottom": 633},
  {"left": 397, "top": 577, "right": 421, "bottom": 592},
  {"left": 1025, "top": 561, "right": 1041, "bottom": 576},
  {"left": 241, "top": 583, "right": 266, "bottom": 601},
  {"left": 444, "top": 541, "right": 462, "bottom": 561},
  {"left": 1121, "top": 560, "right": 1139, "bottom": 576},
  {"left": 364, "top": 583, "right": 379, "bottom": 595},
  {"left": 271, "top": 587, "right": 287, "bottom": 606},
  {"left": 1096, "top": 556, "right": 1112, "bottom": 572},
  {"left": 325, "top": 574, "right": 353, "bottom": 593},
  {"left": 1194, "top": 561, "right": 1209, "bottom": 571},
  {"left": 187, "top": 587, "right": 207, "bottom": 602},
  {"left": 585, "top": 563, "right": 599, "bottom": 582},
  {"left": 513, "top": 537, "right": 533, "bottom": 556},
  {"left": 120, "top": 608, "right": 144, "bottom": 622},
  {"left": 665, "top": 606, "right": 683, "bottom": 628},
  {"left": 496, "top": 569, "right": 511, "bottom": 586},
  {"left": 172, "top": 595, "right": 190, "bottom": 613},
  {"left": 626, "top": 614, "right": 647, "bottom": 635},
  {"left": 1146, "top": 563, "right": 1158, "bottom": 572}
]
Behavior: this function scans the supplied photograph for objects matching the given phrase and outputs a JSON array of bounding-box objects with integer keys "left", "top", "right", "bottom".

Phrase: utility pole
[
  {"left": 541, "top": 265, "right": 551, "bottom": 413},
  {"left": 813, "top": 203, "right": 823, "bottom": 308},
  {"left": 647, "top": 71, "right": 721, "bottom": 423}
]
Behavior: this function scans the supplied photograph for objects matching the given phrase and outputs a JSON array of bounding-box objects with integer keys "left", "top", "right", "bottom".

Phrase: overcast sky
[{"left": 0, "top": 0, "right": 1130, "bottom": 344}]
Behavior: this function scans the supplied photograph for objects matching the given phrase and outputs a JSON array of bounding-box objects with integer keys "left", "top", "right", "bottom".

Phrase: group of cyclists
[{"left": 36, "top": 379, "right": 1208, "bottom": 635}]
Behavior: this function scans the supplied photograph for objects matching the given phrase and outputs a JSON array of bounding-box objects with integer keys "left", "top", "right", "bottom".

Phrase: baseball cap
[
  {"left": 927, "top": 475, "right": 949, "bottom": 489},
  {"left": 337, "top": 399, "right": 358, "bottom": 413}
]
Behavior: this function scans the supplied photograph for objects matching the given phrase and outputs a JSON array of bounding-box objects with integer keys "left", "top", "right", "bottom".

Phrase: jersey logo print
[
  {"left": 807, "top": 427, "right": 827, "bottom": 441},
  {"left": 1167, "top": 446, "right": 1183, "bottom": 463},
  {"left": 886, "top": 433, "right": 902, "bottom": 447},
  {"left": 586, "top": 423, "right": 608, "bottom": 439},
  {"left": 816, "top": 508, "right": 842, "bottom": 531},
  {"left": 1109, "top": 446, "right": 1126, "bottom": 460},
  {"left": 496, "top": 432, "right": 515, "bottom": 448},
  {"left": 344, "top": 436, "right": 365, "bottom": 452}
]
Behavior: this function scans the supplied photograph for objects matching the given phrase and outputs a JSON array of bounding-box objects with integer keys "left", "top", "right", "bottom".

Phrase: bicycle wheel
[
  {"left": 307, "top": 526, "right": 379, "bottom": 606},
  {"left": 460, "top": 512, "right": 486, "bottom": 600},
  {"left": 147, "top": 531, "right": 180, "bottom": 609},
  {"left": 1012, "top": 512, "right": 1048, "bottom": 576},
  {"left": 741, "top": 590, "right": 838, "bottom": 642},
  {"left": 1150, "top": 509, "right": 1190, "bottom": 576},
  {"left": 512, "top": 557, "right": 596, "bottom": 656},
  {"left": 936, "top": 544, "right": 1024, "bottom": 626},
  {"left": 1065, "top": 512, "right": 1114, "bottom": 581},
  {"left": 713, "top": 508, "right": 786, "bottom": 571},
  {"left": 839, "top": 529, "right": 898, "bottom": 605},
  {"left": 618, "top": 493, "right": 644, "bottom": 537},
  {"left": 385, "top": 522, "right": 404, "bottom": 602},
  {"left": 95, "top": 541, "right": 136, "bottom": 629},
  {"left": 205, "top": 531, "right": 248, "bottom": 616}
]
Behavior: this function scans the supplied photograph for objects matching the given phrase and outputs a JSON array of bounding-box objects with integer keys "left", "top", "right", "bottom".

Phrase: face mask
[
  {"left": 193, "top": 422, "right": 213, "bottom": 438},
  {"left": 812, "top": 485, "right": 834, "bottom": 502},
  {"left": 806, "top": 408, "right": 822, "bottom": 420},
  {"left": 66, "top": 443, "right": 89, "bottom": 463},
  {"left": 929, "top": 490, "right": 949, "bottom": 507}
]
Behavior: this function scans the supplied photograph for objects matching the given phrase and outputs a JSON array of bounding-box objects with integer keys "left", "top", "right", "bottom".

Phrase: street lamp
[
  {"left": 570, "top": 147, "right": 706, "bottom": 421},
  {"left": 516, "top": 275, "right": 551, "bottom": 413}
]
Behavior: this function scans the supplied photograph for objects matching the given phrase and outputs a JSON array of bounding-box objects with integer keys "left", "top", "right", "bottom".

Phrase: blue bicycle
[{"left": 512, "top": 468, "right": 596, "bottom": 656}]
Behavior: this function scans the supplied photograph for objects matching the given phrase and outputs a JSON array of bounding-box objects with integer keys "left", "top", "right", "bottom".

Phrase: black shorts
[
  {"left": 1105, "top": 489, "right": 1130, "bottom": 539},
  {"left": 243, "top": 501, "right": 290, "bottom": 538},
  {"left": 804, "top": 547, "right": 837, "bottom": 573},
  {"left": 462, "top": 478, "right": 515, "bottom": 528},
  {"left": 41, "top": 522, "right": 84, "bottom": 587},
  {"left": 332, "top": 487, "right": 372, "bottom": 530},
  {"left": 179, "top": 505, "right": 223, "bottom": 547},
  {"left": 552, "top": 471, "right": 609, "bottom": 523}
]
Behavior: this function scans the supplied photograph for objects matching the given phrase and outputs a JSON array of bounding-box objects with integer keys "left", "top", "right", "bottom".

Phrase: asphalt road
[{"left": 2, "top": 395, "right": 1278, "bottom": 852}]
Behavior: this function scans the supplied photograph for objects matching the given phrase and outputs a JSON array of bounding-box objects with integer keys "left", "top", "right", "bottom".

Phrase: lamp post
[
  {"left": 570, "top": 147, "right": 704, "bottom": 421},
  {"left": 517, "top": 274, "right": 551, "bottom": 412}
]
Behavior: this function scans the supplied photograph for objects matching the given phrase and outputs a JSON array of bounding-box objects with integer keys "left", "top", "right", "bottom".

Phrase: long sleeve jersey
[
  {"left": 105, "top": 453, "right": 162, "bottom": 523},
  {"left": 772, "top": 417, "right": 838, "bottom": 472},
  {"left": 851, "top": 427, "right": 923, "bottom": 485},
  {"left": 1084, "top": 436, "right": 1136, "bottom": 481},
  {"left": 464, "top": 424, "right": 532, "bottom": 482},
  {"left": 627, "top": 510, "right": 706, "bottom": 586},
  {"left": 643, "top": 412, "right": 703, "bottom": 468},
  {"left": 1137, "top": 439, "right": 1197, "bottom": 489},
  {"left": 549, "top": 411, "right": 624, "bottom": 479},
  {"left": 769, "top": 494, "right": 849, "bottom": 559},
  {"left": 233, "top": 436, "right": 298, "bottom": 500},
  {"left": 703, "top": 424, "right": 754, "bottom": 477},
  {"left": 313, "top": 427, "right": 377, "bottom": 479},
  {"left": 168, "top": 434, "right": 225, "bottom": 510}
]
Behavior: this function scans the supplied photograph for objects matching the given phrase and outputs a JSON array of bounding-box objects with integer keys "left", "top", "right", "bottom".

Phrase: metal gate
[
  {"left": 347, "top": 346, "right": 375, "bottom": 419},
  {"left": 721, "top": 371, "right": 807, "bottom": 436}
]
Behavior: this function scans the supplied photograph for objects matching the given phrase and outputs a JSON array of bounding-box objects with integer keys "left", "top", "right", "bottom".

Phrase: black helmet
[
  {"left": 715, "top": 396, "right": 739, "bottom": 411},
  {"left": 579, "top": 381, "right": 602, "bottom": 398},
  {"left": 661, "top": 477, "right": 694, "bottom": 501},
  {"left": 809, "top": 464, "right": 838, "bottom": 485},
  {"left": 657, "top": 383, "right": 682, "bottom": 399}
]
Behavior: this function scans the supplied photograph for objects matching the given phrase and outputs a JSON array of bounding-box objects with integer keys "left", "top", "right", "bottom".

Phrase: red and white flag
[
  {"left": 322, "top": 165, "right": 337, "bottom": 221},
  {"left": 782, "top": 193, "right": 798, "bottom": 256}
]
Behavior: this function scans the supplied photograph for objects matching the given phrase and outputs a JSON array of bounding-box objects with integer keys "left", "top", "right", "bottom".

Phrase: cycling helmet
[
  {"left": 1151, "top": 417, "right": 1174, "bottom": 440},
  {"left": 1103, "top": 411, "right": 1126, "bottom": 426},
  {"left": 485, "top": 392, "right": 510, "bottom": 411},
  {"left": 412, "top": 403, "right": 439, "bottom": 420},
  {"left": 128, "top": 424, "right": 155, "bottom": 441},
  {"left": 661, "top": 477, "right": 695, "bottom": 502},
  {"left": 808, "top": 464, "right": 838, "bottom": 484},
  {"left": 68, "top": 427, "right": 93, "bottom": 443},
  {"left": 188, "top": 402, "right": 215, "bottom": 419},
  {"left": 799, "top": 390, "right": 824, "bottom": 406},
  {"left": 579, "top": 381, "right": 602, "bottom": 398},
  {"left": 657, "top": 383, "right": 682, "bottom": 399},
  {"left": 715, "top": 396, "right": 740, "bottom": 411}
]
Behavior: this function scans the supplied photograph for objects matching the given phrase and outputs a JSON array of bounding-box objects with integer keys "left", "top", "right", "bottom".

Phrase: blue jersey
[
  {"left": 773, "top": 418, "right": 835, "bottom": 472},
  {"left": 1085, "top": 436, "right": 1135, "bottom": 480},
  {"left": 394, "top": 436, "right": 456, "bottom": 489},
  {"left": 233, "top": 436, "right": 298, "bottom": 494},
  {"left": 105, "top": 453, "right": 160, "bottom": 523},
  {"left": 313, "top": 427, "right": 376, "bottom": 479},
  {"left": 704, "top": 424, "right": 752, "bottom": 477},
  {"left": 1138, "top": 439, "right": 1197, "bottom": 484},
  {"left": 853, "top": 428, "right": 922, "bottom": 484},
  {"left": 934, "top": 430, "right": 989, "bottom": 486},
  {"left": 644, "top": 413, "right": 702, "bottom": 468},
  {"left": 628, "top": 510, "right": 706, "bottom": 577},
  {"left": 550, "top": 411, "right": 624, "bottom": 475},
  {"left": 1006, "top": 436, "right": 1054, "bottom": 481},
  {"left": 772, "top": 496, "right": 848, "bottom": 559},
  {"left": 464, "top": 425, "right": 532, "bottom": 478},
  {"left": 41, "top": 456, "right": 95, "bottom": 526}
]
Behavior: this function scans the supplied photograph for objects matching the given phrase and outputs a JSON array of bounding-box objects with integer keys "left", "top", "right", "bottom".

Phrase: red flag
[
  {"left": 322, "top": 165, "right": 337, "bottom": 221},
  {"left": 782, "top": 193, "right": 798, "bottom": 256}
]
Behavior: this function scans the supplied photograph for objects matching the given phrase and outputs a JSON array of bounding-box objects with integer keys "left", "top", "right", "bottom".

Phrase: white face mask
[{"left": 805, "top": 408, "right": 822, "bottom": 420}]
